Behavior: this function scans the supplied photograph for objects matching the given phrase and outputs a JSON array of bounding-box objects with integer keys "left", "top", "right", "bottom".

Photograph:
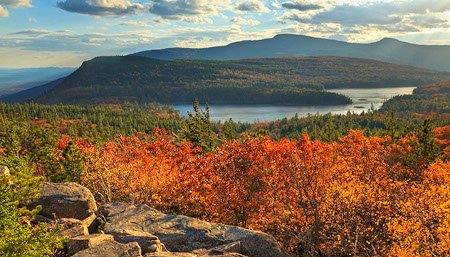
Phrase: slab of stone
[
  {"left": 59, "top": 218, "right": 83, "bottom": 228},
  {"left": 62, "top": 225, "right": 89, "bottom": 239},
  {"left": 67, "top": 234, "right": 114, "bottom": 256},
  {"left": 145, "top": 253, "right": 196, "bottom": 257},
  {"left": 72, "top": 241, "right": 142, "bottom": 257},
  {"left": 82, "top": 213, "right": 97, "bottom": 227},
  {"left": 145, "top": 252, "right": 245, "bottom": 257},
  {"left": 100, "top": 203, "right": 288, "bottom": 257},
  {"left": 210, "top": 242, "right": 241, "bottom": 253},
  {"left": 115, "top": 230, "right": 166, "bottom": 253}
]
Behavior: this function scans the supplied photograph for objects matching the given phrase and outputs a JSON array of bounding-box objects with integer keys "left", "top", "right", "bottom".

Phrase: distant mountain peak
[
  {"left": 273, "top": 34, "right": 310, "bottom": 39},
  {"left": 271, "top": 34, "right": 323, "bottom": 41},
  {"left": 375, "top": 37, "right": 406, "bottom": 44},
  {"left": 133, "top": 34, "right": 450, "bottom": 72}
]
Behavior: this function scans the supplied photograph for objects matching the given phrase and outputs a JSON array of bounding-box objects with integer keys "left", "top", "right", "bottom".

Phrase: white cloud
[
  {"left": 8, "top": 28, "right": 54, "bottom": 36},
  {"left": 0, "top": 5, "right": 8, "bottom": 16},
  {"left": 279, "top": 0, "right": 450, "bottom": 38},
  {"left": 118, "top": 20, "right": 150, "bottom": 27},
  {"left": 282, "top": 1, "right": 323, "bottom": 11},
  {"left": 305, "top": 3, "right": 403, "bottom": 25},
  {"left": 182, "top": 16, "right": 214, "bottom": 24},
  {"left": 400, "top": 0, "right": 450, "bottom": 14},
  {"left": 168, "top": 25, "right": 281, "bottom": 48},
  {"left": 235, "top": 0, "right": 269, "bottom": 12},
  {"left": 1, "top": 28, "right": 155, "bottom": 52},
  {"left": 57, "top": 0, "right": 145, "bottom": 16},
  {"left": 0, "top": 0, "right": 32, "bottom": 8},
  {"left": 153, "top": 17, "right": 169, "bottom": 24},
  {"left": 0, "top": 0, "right": 32, "bottom": 18},
  {"left": 150, "top": 0, "right": 214, "bottom": 16},
  {"left": 149, "top": 0, "right": 231, "bottom": 21},
  {"left": 406, "top": 13, "right": 450, "bottom": 28},
  {"left": 230, "top": 16, "right": 260, "bottom": 25}
]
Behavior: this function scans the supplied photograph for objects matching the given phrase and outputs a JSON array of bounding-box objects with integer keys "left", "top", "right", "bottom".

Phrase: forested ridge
[
  {"left": 14, "top": 55, "right": 450, "bottom": 105},
  {"left": 1, "top": 81, "right": 449, "bottom": 256},
  {"left": 381, "top": 81, "right": 450, "bottom": 119}
]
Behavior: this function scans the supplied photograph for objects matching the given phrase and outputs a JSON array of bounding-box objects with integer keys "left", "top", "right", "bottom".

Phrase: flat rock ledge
[{"left": 30, "top": 182, "right": 288, "bottom": 257}]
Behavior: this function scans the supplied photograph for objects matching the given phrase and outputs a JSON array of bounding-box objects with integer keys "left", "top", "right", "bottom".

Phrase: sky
[{"left": 1, "top": 0, "right": 450, "bottom": 68}]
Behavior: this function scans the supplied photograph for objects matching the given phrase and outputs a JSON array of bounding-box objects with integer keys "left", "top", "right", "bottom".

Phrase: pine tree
[
  {"left": 0, "top": 158, "right": 63, "bottom": 256},
  {"left": 179, "top": 99, "right": 218, "bottom": 152},
  {"left": 415, "top": 119, "right": 441, "bottom": 164}
]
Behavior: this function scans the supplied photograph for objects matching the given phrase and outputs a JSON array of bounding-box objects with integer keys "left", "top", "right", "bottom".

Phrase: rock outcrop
[
  {"left": 31, "top": 182, "right": 288, "bottom": 257},
  {"left": 72, "top": 241, "right": 142, "bottom": 257},
  {"left": 100, "top": 203, "right": 288, "bottom": 257},
  {"left": 29, "top": 182, "right": 97, "bottom": 220},
  {"left": 114, "top": 230, "right": 166, "bottom": 254},
  {"left": 67, "top": 234, "right": 115, "bottom": 256}
]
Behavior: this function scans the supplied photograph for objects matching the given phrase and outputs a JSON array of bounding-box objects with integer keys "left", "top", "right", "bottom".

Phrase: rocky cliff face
[{"left": 31, "top": 182, "right": 288, "bottom": 257}]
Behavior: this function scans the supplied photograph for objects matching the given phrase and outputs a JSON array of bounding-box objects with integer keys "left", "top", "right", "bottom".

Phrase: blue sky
[{"left": 1, "top": 0, "right": 450, "bottom": 68}]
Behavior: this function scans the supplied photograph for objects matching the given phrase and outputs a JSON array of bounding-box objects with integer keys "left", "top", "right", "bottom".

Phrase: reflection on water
[{"left": 175, "top": 87, "right": 416, "bottom": 123}]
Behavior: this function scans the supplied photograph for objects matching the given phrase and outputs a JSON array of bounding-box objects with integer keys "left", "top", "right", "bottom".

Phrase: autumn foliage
[
  {"left": 60, "top": 129, "right": 448, "bottom": 256},
  {"left": 435, "top": 125, "right": 450, "bottom": 160}
]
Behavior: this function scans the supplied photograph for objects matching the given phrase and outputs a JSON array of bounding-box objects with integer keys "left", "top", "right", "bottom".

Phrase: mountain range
[
  {"left": 133, "top": 34, "right": 450, "bottom": 72},
  {"left": 4, "top": 34, "right": 450, "bottom": 105}
]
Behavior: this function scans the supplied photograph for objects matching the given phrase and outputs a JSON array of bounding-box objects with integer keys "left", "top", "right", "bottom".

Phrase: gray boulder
[
  {"left": 72, "top": 241, "right": 142, "bottom": 257},
  {"left": 29, "top": 182, "right": 97, "bottom": 220},
  {"left": 67, "top": 234, "right": 114, "bottom": 256},
  {"left": 145, "top": 253, "right": 196, "bottom": 257},
  {"left": 115, "top": 230, "right": 166, "bottom": 254},
  {"left": 100, "top": 203, "right": 288, "bottom": 257},
  {"left": 145, "top": 250, "right": 245, "bottom": 257}
]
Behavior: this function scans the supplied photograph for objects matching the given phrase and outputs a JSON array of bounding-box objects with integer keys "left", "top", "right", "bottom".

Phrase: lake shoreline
[{"left": 175, "top": 87, "right": 417, "bottom": 123}]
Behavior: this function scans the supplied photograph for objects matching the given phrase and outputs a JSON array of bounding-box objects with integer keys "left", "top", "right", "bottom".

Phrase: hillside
[
  {"left": 133, "top": 34, "right": 450, "bottom": 72},
  {"left": 381, "top": 81, "right": 450, "bottom": 118},
  {"left": 7, "top": 55, "right": 450, "bottom": 105}
]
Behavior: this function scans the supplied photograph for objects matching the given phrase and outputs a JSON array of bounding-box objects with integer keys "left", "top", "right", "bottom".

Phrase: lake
[{"left": 175, "top": 87, "right": 416, "bottom": 123}]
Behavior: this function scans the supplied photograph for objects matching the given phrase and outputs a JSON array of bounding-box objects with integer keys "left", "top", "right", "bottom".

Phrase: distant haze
[{"left": 0, "top": 67, "right": 75, "bottom": 97}]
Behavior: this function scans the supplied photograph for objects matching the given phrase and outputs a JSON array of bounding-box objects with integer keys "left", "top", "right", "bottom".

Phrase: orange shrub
[{"left": 77, "top": 130, "right": 449, "bottom": 256}]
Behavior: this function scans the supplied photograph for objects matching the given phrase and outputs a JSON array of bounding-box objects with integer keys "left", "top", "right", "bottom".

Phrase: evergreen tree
[
  {"left": 0, "top": 158, "right": 63, "bottom": 256},
  {"left": 223, "top": 119, "right": 238, "bottom": 140},
  {"left": 415, "top": 119, "right": 441, "bottom": 164},
  {"left": 179, "top": 100, "right": 218, "bottom": 152},
  {"left": 49, "top": 141, "right": 86, "bottom": 183},
  {"left": 384, "top": 110, "right": 397, "bottom": 139}
]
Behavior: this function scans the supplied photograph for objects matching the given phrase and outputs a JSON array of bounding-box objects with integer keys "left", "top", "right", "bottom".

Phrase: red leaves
[
  {"left": 76, "top": 130, "right": 449, "bottom": 256},
  {"left": 434, "top": 125, "right": 450, "bottom": 160}
]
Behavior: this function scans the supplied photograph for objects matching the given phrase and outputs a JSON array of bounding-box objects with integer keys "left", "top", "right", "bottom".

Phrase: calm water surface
[{"left": 175, "top": 87, "right": 416, "bottom": 123}]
